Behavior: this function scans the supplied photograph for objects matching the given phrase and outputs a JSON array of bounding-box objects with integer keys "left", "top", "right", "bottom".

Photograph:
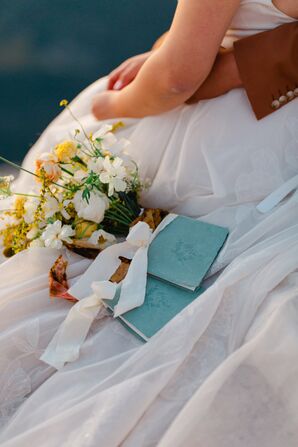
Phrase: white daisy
[
  {"left": 99, "top": 156, "right": 127, "bottom": 196},
  {"left": 44, "top": 193, "right": 71, "bottom": 220},
  {"left": 41, "top": 220, "right": 75, "bottom": 249}
]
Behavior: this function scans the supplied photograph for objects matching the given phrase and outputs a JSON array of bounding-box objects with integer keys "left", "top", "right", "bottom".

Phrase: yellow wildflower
[
  {"left": 111, "top": 121, "right": 124, "bottom": 133},
  {"left": 59, "top": 99, "right": 68, "bottom": 107},
  {"left": 14, "top": 196, "right": 26, "bottom": 218},
  {"left": 54, "top": 140, "right": 77, "bottom": 162}
]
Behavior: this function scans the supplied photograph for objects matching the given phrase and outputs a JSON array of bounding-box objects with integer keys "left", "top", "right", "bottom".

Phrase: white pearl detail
[
  {"left": 279, "top": 95, "right": 287, "bottom": 104},
  {"left": 271, "top": 99, "right": 280, "bottom": 109},
  {"left": 287, "top": 90, "right": 294, "bottom": 100},
  {"left": 294, "top": 88, "right": 298, "bottom": 97}
]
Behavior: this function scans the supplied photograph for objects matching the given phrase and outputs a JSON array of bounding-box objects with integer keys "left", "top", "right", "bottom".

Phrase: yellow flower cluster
[
  {"left": 59, "top": 99, "right": 69, "bottom": 107},
  {"left": 14, "top": 197, "right": 26, "bottom": 219},
  {"left": 54, "top": 141, "right": 77, "bottom": 162}
]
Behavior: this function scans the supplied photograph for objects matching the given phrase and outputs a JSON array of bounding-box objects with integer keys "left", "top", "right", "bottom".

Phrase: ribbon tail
[
  {"left": 40, "top": 294, "right": 103, "bottom": 370},
  {"left": 257, "top": 174, "right": 298, "bottom": 213},
  {"left": 113, "top": 246, "right": 149, "bottom": 317}
]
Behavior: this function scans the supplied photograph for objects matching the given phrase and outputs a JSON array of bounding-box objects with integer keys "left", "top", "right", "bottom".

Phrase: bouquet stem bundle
[{"left": 0, "top": 100, "right": 144, "bottom": 257}]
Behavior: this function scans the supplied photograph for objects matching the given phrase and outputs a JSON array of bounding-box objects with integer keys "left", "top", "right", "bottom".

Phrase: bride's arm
[
  {"left": 187, "top": 49, "right": 242, "bottom": 103},
  {"left": 92, "top": 0, "right": 240, "bottom": 119}
]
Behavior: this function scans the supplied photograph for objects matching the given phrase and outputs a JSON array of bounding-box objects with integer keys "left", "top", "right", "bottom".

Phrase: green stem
[
  {"left": 116, "top": 202, "right": 136, "bottom": 218},
  {"left": 111, "top": 203, "right": 134, "bottom": 222},
  {"left": 72, "top": 156, "right": 87, "bottom": 167},
  {"left": 108, "top": 204, "right": 132, "bottom": 220},
  {"left": 14, "top": 192, "right": 40, "bottom": 198},
  {"left": 67, "top": 107, "right": 94, "bottom": 152},
  {"left": 0, "top": 155, "right": 38, "bottom": 178},
  {"left": 105, "top": 211, "right": 130, "bottom": 226},
  {"left": 51, "top": 181, "right": 73, "bottom": 191},
  {"left": 60, "top": 166, "right": 74, "bottom": 176},
  {"left": 105, "top": 213, "right": 129, "bottom": 226},
  {"left": 74, "top": 136, "right": 94, "bottom": 157},
  {"left": 0, "top": 155, "right": 72, "bottom": 191}
]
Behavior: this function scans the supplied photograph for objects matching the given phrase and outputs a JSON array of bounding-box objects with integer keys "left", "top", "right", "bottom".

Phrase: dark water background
[{"left": 0, "top": 0, "right": 176, "bottom": 162}]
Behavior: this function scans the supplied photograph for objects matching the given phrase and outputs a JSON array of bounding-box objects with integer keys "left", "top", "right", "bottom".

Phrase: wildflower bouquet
[{"left": 0, "top": 100, "right": 144, "bottom": 258}]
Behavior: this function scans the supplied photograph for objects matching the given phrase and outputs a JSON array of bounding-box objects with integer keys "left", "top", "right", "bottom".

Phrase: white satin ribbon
[
  {"left": 114, "top": 213, "right": 177, "bottom": 316},
  {"left": 41, "top": 213, "right": 177, "bottom": 369},
  {"left": 257, "top": 174, "right": 298, "bottom": 213},
  {"left": 40, "top": 281, "right": 117, "bottom": 369}
]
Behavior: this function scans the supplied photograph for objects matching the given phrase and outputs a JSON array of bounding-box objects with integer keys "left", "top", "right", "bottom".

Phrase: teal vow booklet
[
  {"left": 148, "top": 216, "right": 229, "bottom": 291},
  {"left": 104, "top": 216, "right": 229, "bottom": 341},
  {"left": 106, "top": 277, "right": 205, "bottom": 341}
]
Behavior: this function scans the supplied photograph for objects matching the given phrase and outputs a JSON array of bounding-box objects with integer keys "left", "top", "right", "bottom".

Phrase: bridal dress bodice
[
  {"left": 223, "top": 0, "right": 295, "bottom": 48},
  {"left": 0, "top": 1, "right": 298, "bottom": 446}
]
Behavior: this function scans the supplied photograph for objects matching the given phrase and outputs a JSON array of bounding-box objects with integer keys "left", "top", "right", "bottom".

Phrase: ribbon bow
[
  {"left": 40, "top": 281, "right": 117, "bottom": 369},
  {"left": 41, "top": 214, "right": 177, "bottom": 369},
  {"left": 113, "top": 221, "right": 152, "bottom": 317}
]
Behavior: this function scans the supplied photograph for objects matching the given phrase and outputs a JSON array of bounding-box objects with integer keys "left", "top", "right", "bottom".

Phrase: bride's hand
[
  {"left": 107, "top": 52, "right": 152, "bottom": 91},
  {"left": 92, "top": 90, "right": 120, "bottom": 120}
]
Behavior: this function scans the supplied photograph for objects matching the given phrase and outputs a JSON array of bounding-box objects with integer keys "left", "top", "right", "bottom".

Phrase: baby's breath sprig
[
  {"left": 60, "top": 99, "right": 94, "bottom": 152},
  {"left": 10, "top": 220, "right": 30, "bottom": 255}
]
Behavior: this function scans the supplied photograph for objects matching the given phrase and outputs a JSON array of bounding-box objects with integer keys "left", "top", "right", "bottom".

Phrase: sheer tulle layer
[{"left": 0, "top": 73, "right": 297, "bottom": 446}]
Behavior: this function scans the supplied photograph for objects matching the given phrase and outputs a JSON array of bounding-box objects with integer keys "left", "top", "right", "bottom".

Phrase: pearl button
[
  {"left": 294, "top": 88, "right": 298, "bottom": 97},
  {"left": 287, "top": 90, "right": 294, "bottom": 100},
  {"left": 279, "top": 95, "right": 287, "bottom": 104},
  {"left": 271, "top": 99, "right": 280, "bottom": 109}
]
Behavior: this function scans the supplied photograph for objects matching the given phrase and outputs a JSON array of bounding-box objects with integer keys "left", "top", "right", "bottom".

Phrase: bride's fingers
[
  {"left": 107, "top": 52, "right": 151, "bottom": 90},
  {"left": 107, "top": 61, "right": 131, "bottom": 90},
  {"left": 112, "top": 67, "right": 137, "bottom": 90},
  {"left": 108, "top": 64, "right": 137, "bottom": 91}
]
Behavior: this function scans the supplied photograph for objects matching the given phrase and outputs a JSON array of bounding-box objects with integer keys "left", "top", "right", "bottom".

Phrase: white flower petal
[
  {"left": 108, "top": 183, "right": 114, "bottom": 197},
  {"left": 59, "top": 225, "right": 75, "bottom": 241},
  {"left": 61, "top": 208, "right": 71, "bottom": 220},
  {"left": 114, "top": 178, "right": 127, "bottom": 192},
  {"left": 112, "top": 157, "right": 123, "bottom": 170},
  {"left": 72, "top": 190, "right": 109, "bottom": 224},
  {"left": 99, "top": 172, "right": 110, "bottom": 184}
]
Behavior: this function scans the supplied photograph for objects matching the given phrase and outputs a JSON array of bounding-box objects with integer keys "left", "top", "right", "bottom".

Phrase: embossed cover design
[
  {"left": 147, "top": 216, "right": 229, "bottom": 291},
  {"left": 106, "top": 277, "right": 204, "bottom": 340}
]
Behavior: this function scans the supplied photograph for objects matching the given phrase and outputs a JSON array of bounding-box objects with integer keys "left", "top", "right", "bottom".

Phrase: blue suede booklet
[
  {"left": 106, "top": 216, "right": 228, "bottom": 341},
  {"left": 148, "top": 216, "right": 229, "bottom": 291},
  {"left": 107, "top": 278, "right": 205, "bottom": 341}
]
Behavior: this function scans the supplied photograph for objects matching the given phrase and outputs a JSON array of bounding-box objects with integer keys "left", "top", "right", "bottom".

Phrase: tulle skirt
[{"left": 0, "top": 77, "right": 297, "bottom": 446}]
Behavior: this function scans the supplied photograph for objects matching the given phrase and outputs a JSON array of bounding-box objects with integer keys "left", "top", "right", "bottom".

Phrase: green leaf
[{"left": 72, "top": 155, "right": 87, "bottom": 167}]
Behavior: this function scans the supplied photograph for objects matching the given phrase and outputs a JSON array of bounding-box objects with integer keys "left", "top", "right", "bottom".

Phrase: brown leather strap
[{"left": 234, "top": 22, "right": 298, "bottom": 120}]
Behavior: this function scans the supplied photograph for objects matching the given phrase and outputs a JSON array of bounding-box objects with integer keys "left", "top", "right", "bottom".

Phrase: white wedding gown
[{"left": 0, "top": 1, "right": 298, "bottom": 446}]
